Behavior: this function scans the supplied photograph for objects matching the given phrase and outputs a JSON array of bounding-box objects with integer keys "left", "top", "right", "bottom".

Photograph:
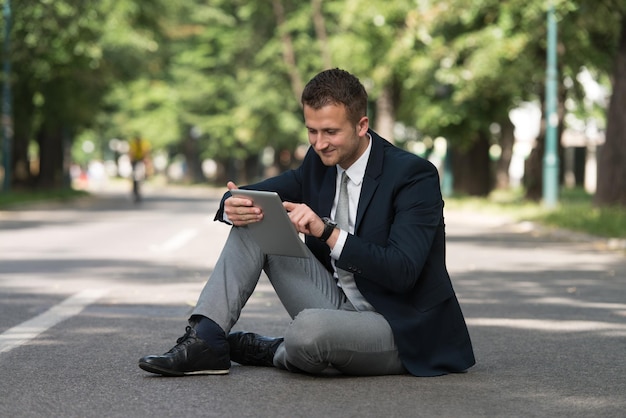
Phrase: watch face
[{"left": 319, "top": 217, "right": 336, "bottom": 242}]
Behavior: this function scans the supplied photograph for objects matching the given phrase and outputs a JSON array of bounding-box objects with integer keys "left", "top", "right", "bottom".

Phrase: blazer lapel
[
  {"left": 355, "top": 130, "right": 384, "bottom": 232},
  {"left": 318, "top": 168, "right": 337, "bottom": 217}
]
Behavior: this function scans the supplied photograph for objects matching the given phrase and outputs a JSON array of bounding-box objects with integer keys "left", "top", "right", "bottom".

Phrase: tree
[
  {"left": 11, "top": 0, "right": 106, "bottom": 187},
  {"left": 524, "top": 0, "right": 626, "bottom": 203},
  {"left": 7, "top": 0, "right": 173, "bottom": 189},
  {"left": 396, "top": 0, "right": 545, "bottom": 196},
  {"left": 166, "top": 0, "right": 310, "bottom": 183},
  {"left": 5, "top": 0, "right": 624, "bottom": 197},
  {"left": 595, "top": 12, "right": 626, "bottom": 207}
]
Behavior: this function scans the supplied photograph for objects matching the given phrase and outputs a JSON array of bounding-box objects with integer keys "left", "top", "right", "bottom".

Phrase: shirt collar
[{"left": 337, "top": 133, "right": 372, "bottom": 186}]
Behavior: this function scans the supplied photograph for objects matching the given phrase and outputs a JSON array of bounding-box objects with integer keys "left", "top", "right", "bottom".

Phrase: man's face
[{"left": 304, "top": 103, "right": 369, "bottom": 169}]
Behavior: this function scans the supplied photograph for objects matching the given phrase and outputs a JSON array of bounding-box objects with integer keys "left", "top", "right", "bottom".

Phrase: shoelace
[
  {"left": 243, "top": 337, "right": 274, "bottom": 362},
  {"left": 166, "top": 326, "right": 195, "bottom": 354}
]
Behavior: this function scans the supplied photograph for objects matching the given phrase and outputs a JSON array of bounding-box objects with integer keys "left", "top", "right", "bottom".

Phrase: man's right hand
[{"left": 223, "top": 182, "right": 263, "bottom": 226}]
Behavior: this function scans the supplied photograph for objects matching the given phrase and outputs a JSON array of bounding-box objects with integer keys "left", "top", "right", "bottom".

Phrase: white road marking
[
  {"left": 0, "top": 289, "right": 109, "bottom": 354},
  {"left": 149, "top": 228, "right": 198, "bottom": 253}
]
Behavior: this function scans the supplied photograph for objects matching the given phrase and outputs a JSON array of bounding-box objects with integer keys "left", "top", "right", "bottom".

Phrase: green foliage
[
  {"left": 399, "top": 0, "right": 545, "bottom": 142},
  {"left": 6, "top": 0, "right": 178, "bottom": 186},
  {"left": 102, "top": 79, "right": 180, "bottom": 148},
  {"left": 4, "top": 0, "right": 625, "bottom": 197},
  {"left": 13, "top": 0, "right": 109, "bottom": 127}
]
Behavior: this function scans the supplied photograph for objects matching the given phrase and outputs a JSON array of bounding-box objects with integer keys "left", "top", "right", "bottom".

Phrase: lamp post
[
  {"left": 543, "top": 1, "right": 559, "bottom": 208},
  {"left": 2, "top": 0, "right": 12, "bottom": 192}
]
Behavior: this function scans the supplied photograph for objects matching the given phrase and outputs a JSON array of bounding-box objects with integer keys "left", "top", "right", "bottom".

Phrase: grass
[
  {"left": 446, "top": 187, "right": 626, "bottom": 239},
  {"left": 0, "top": 188, "right": 90, "bottom": 209}
]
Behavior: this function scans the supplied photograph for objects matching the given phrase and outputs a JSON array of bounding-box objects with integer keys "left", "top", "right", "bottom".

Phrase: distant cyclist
[{"left": 128, "top": 134, "right": 151, "bottom": 202}]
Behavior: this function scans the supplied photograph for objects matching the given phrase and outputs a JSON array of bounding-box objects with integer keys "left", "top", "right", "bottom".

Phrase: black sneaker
[
  {"left": 228, "top": 331, "right": 284, "bottom": 367},
  {"left": 139, "top": 326, "right": 230, "bottom": 376}
]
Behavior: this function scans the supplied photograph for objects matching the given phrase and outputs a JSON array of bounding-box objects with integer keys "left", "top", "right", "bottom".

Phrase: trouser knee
[{"left": 283, "top": 309, "right": 335, "bottom": 372}]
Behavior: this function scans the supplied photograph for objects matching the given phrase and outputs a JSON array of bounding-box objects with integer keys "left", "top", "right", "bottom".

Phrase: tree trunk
[
  {"left": 451, "top": 131, "right": 492, "bottom": 196},
  {"left": 311, "top": 0, "right": 331, "bottom": 69},
  {"left": 181, "top": 136, "right": 205, "bottom": 183},
  {"left": 495, "top": 116, "right": 515, "bottom": 189},
  {"left": 11, "top": 132, "right": 31, "bottom": 188},
  {"left": 374, "top": 86, "right": 395, "bottom": 142},
  {"left": 11, "top": 84, "right": 35, "bottom": 187},
  {"left": 524, "top": 137, "right": 543, "bottom": 200},
  {"left": 594, "top": 20, "right": 626, "bottom": 207},
  {"left": 36, "top": 125, "right": 67, "bottom": 189},
  {"left": 272, "top": 0, "right": 304, "bottom": 103}
]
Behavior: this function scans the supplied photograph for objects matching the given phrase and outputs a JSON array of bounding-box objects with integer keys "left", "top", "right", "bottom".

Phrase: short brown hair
[{"left": 301, "top": 68, "right": 368, "bottom": 125}]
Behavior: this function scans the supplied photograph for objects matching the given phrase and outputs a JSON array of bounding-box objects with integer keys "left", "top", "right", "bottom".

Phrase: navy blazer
[{"left": 217, "top": 130, "right": 475, "bottom": 376}]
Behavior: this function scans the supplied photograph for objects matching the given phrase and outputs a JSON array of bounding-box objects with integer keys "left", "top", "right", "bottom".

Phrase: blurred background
[{"left": 1, "top": 0, "right": 624, "bottom": 210}]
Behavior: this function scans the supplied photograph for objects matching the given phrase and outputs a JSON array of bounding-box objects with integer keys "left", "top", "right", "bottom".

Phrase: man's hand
[
  {"left": 223, "top": 182, "right": 263, "bottom": 226},
  {"left": 282, "top": 201, "right": 325, "bottom": 238}
]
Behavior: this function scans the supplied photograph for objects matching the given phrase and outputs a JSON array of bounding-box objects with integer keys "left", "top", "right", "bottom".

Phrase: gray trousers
[{"left": 192, "top": 226, "right": 406, "bottom": 376}]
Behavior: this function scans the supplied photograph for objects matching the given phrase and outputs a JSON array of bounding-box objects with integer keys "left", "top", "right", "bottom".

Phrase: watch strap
[{"left": 319, "top": 217, "right": 336, "bottom": 242}]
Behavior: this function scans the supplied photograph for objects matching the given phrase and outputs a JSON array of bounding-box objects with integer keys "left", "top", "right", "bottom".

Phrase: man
[
  {"left": 128, "top": 134, "right": 151, "bottom": 202},
  {"left": 139, "top": 68, "right": 475, "bottom": 377}
]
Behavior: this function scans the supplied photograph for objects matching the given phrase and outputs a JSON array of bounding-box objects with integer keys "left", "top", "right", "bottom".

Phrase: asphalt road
[{"left": 0, "top": 182, "right": 625, "bottom": 417}]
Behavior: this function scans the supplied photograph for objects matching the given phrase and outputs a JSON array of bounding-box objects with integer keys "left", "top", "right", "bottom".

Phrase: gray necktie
[
  {"left": 335, "top": 171, "right": 373, "bottom": 311},
  {"left": 335, "top": 171, "right": 350, "bottom": 231}
]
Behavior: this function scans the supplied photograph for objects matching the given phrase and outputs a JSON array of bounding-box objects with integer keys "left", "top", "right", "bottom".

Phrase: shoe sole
[{"left": 138, "top": 362, "right": 229, "bottom": 377}]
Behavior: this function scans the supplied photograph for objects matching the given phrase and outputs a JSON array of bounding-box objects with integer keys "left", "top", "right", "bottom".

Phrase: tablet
[{"left": 230, "top": 189, "right": 309, "bottom": 258}]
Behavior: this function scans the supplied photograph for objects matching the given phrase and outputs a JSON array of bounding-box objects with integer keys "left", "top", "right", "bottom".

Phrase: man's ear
[{"left": 357, "top": 116, "right": 369, "bottom": 136}]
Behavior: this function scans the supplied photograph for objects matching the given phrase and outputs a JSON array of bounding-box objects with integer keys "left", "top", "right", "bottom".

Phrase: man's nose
[{"left": 311, "top": 134, "right": 326, "bottom": 150}]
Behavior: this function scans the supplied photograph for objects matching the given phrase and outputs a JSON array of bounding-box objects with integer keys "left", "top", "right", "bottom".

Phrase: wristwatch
[{"left": 319, "top": 217, "right": 337, "bottom": 242}]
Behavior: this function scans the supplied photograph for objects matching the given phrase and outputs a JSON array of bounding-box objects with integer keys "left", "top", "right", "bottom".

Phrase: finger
[
  {"left": 226, "top": 196, "right": 255, "bottom": 209},
  {"left": 236, "top": 212, "right": 263, "bottom": 225}
]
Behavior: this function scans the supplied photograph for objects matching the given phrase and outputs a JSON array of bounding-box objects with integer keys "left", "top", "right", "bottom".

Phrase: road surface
[{"left": 1, "top": 183, "right": 624, "bottom": 417}]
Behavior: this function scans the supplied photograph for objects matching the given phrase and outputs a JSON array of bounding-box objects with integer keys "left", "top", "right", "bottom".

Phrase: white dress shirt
[{"left": 329, "top": 134, "right": 372, "bottom": 262}]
